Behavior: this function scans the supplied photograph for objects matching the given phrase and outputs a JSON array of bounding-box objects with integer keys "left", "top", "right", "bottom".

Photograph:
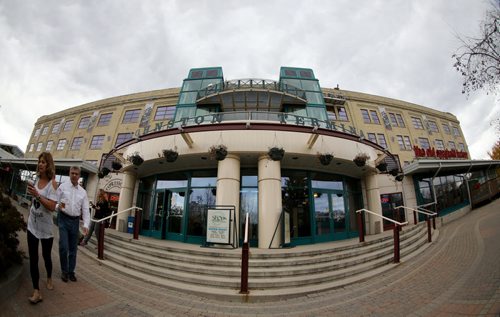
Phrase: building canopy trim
[
  {"left": 403, "top": 159, "right": 500, "bottom": 176},
  {"left": 0, "top": 158, "right": 99, "bottom": 174}
]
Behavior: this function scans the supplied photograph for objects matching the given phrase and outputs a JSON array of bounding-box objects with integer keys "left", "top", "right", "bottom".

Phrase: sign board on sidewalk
[{"left": 206, "top": 208, "right": 231, "bottom": 244}]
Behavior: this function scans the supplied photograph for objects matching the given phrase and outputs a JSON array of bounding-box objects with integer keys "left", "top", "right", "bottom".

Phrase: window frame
[
  {"left": 122, "top": 109, "right": 141, "bottom": 124},
  {"left": 90, "top": 135, "right": 105, "bottom": 150},
  {"left": 97, "top": 113, "right": 113, "bottom": 126}
]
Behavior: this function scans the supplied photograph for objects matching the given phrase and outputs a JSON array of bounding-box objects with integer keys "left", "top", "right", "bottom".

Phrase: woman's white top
[{"left": 27, "top": 180, "right": 57, "bottom": 239}]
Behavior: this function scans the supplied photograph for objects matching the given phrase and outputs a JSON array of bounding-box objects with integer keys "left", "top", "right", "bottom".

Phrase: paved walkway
[{"left": 1, "top": 199, "right": 499, "bottom": 316}]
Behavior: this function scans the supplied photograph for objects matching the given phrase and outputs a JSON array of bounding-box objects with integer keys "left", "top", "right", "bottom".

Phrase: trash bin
[{"left": 127, "top": 216, "right": 134, "bottom": 233}]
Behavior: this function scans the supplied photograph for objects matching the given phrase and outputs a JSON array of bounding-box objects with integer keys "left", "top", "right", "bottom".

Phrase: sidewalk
[{"left": 0, "top": 199, "right": 499, "bottom": 316}]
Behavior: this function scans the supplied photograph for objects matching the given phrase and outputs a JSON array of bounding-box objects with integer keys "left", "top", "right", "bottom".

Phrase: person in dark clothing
[{"left": 80, "top": 189, "right": 110, "bottom": 246}]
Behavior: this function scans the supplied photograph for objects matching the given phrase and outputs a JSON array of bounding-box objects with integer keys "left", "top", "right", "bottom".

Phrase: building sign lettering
[{"left": 413, "top": 146, "right": 468, "bottom": 159}]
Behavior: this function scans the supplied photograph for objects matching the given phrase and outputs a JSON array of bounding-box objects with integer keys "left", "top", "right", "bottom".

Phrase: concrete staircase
[{"left": 80, "top": 222, "right": 438, "bottom": 302}]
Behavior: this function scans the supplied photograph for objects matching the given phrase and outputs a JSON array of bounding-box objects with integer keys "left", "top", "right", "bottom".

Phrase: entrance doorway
[
  {"left": 381, "top": 192, "right": 405, "bottom": 230},
  {"left": 151, "top": 189, "right": 186, "bottom": 241},
  {"left": 313, "top": 190, "right": 348, "bottom": 241}
]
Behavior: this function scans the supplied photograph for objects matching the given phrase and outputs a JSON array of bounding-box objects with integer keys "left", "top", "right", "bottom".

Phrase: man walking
[{"left": 56, "top": 166, "right": 90, "bottom": 282}]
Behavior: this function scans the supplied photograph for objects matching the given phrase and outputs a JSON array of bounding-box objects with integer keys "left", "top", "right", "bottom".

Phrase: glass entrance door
[
  {"left": 165, "top": 190, "right": 186, "bottom": 241},
  {"left": 313, "top": 190, "right": 347, "bottom": 242}
]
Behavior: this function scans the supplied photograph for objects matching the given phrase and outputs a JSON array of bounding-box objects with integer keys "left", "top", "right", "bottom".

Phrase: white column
[
  {"left": 216, "top": 154, "right": 241, "bottom": 246},
  {"left": 258, "top": 155, "right": 282, "bottom": 249},
  {"left": 364, "top": 173, "right": 383, "bottom": 234},
  {"left": 116, "top": 170, "right": 137, "bottom": 232}
]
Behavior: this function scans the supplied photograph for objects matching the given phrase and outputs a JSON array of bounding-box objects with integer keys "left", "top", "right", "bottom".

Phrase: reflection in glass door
[
  {"left": 166, "top": 191, "right": 185, "bottom": 240},
  {"left": 313, "top": 190, "right": 348, "bottom": 241},
  {"left": 151, "top": 190, "right": 166, "bottom": 239}
]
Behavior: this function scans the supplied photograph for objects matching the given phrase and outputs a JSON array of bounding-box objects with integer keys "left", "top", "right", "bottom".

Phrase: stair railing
[
  {"left": 395, "top": 206, "right": 437, "bottom": 243},
  {"left": 93, "top": 206, "right": 143, "bottom": 260},
  {"left": 356, "top": 208, "right": 408, "bottom": 263},
  {"left": 240, "top": 212, "right": 250, "bottom": 294}
]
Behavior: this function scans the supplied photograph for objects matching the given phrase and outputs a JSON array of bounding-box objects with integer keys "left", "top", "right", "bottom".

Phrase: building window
[
  {"left": 442, "top": 123, "right": 451, "bottom": 134},
  {"left": 361, "top": 109, "right": 371, "bottom": 123},
  {"left": 428, "top": 120, "right": 439, "bottom": 133},
  {"left": 448, "top": 141, "right": 456, "bottom": 150},
  {"left": 452, "top": 126, "right": 460, "bottom": 137},
  {"left": 90, "top": 135, "right": 105, "bottom": 149},
  {"left": 370, "top": 110, "right": 380, "bottom": 124},
  {"left": 51, "top": 123, "right": 60, "bottom": 134},
  {"left": 122, "top": 109, "right": 141, "bottom": 123},
  {"left": 435, "top": 139, "right": 445, "bottom": 150},
  {"left": 29, "top": 144, "right": 34, "bottom": 152},
  {"left": 154, "top": 106, "right": 175, "bottom": 121},
  {"left": 327, "top": 106, "right": 349, "bottom": 122},
  {"left": 389, "top": 113, "right": 398, "bottom": 127},
  {"left": 34, "top": 127, "right": 41, "bottom": 137},
  {"left": 71, "top": 137, "right": 84, "bottom": 150},
  {"left": 412, "top": 117, "right": 424, "bottom": 129},
  {"left": 458, "top": 143, "right": 465, "bottom": 151},
  {"left": 115, "top": 132, "right": 134, "bottom": 147},
  {"left": 377, "top": 134, "right": 388, "bottom": 149},
  {"left": 97, "top": 113, "right": 113, "bottom": 126},
  {"left": 367, "top": 133, "right": 377, "bottom": 144},
  {"left": 78, "top": 116, "right": 91, "bottom": 129},
  {"left": 42, "top": 127, "right": 49, "bottom": 135},
  {"left": 403, "top": 136, "right": 412, "bottom": 150},
  {"left": 56, "top": 139, "right": 67, "bottom": 151},
  {"left": 45, "top": 140, "right": 53, "bottom": 151},
  {"left": 36, "top": 142, "right": 43, "bottom": 151},
  {"left": 419, "top": 137, "right": 430, "bottom": 149},
  {"left": 64, "top": 120, "right": 74, "bottom": 131},
  {"left": 396, "top": 114, "right": 406, "bottom": 128},
  {"left": 396, "top": 135, "right": 405, "bottom": 150}
]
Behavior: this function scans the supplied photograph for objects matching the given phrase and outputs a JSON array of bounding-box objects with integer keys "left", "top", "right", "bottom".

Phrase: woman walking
[
  {"left": 81, "top": 189, "right": 111, "bottom": 246},
  {"left": 26, "top": 152, "right": 58, "bottom": 304}
]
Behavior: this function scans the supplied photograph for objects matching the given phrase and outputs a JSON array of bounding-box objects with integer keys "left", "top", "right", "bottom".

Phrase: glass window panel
[
  {"left": 367, "top": 133, "right": 377, "bottom": 144},
  {"left": 201, "top": 78, "right": 220, "bottom": 90},
  {"left": 29, "top": 144, "right": 34, "bottom": 152},
  {"left": 115, "top": 133, "right": 133, "bottom": 147},
  {"left": 157, "top": 180, "right": 188, "bottom": 189},
  {"left": 428, "top": 121, "right": 439, "bottom": 132},
  {"left": 36, "top": 142, "right": 43, "bottom": 151},
  {"left": 377, "top": 134, "right": 388, "bottom": 148},
  {"left": 71, "top": 137, "right": 84, "bottom": 150},
  {"left": 412, "top": 117, "right": 424, "bottom": 129},
  {"left": 338, "top": 107, "right": 348, "bottom": 121},
  {"left": 305, "top": 91, "right": 323, "bottom": 104},
  {"left": 308, "top": 106, "right": 327, "bottom": 121},
  {"left": 396, "top": 114, "right": 405, "bottom": 127},
  {"left": 56, "top": 139, "right": 66, "bottom": 150},
  {"left": 240, "top": 188, "right": 258, "bottom": 240},
  {"left": 52, "top": 123, "right": 60, "bottom": 134},
  {"left": 90, "top": 135, "right": 105, "bottom": 149},
  {"left": 300, "top": 80, "right": 319, "bottom": 91},
  {"left": 190, "top": 70, "right": 203, "bottom": 79},
  {"left": 188, "top": 188, "right": 216, "bottom": 236},
  {"left": 397, "top": 135, "right": 405, "bottom": 150},
  {"left": 97, "top": 113, "right": 113, "bottom": 126},
  {"left": 45, "top": 140, "right": 53, "bottom": 151},
  {"left": 327, "top": 109, "right": 337, "bottom": 121},
  {"left": 442, "top": 124, "right": 451, "bottom": 134},
  {"left": 242, "top": 175, "right": 258, "bottom": 187},
  {"left": 435, "top": 139, "right": 445, "bottom": 150},
  {"left": 182, "top": 80, "right": 202, "bottom": 92},
  {"left": 78, "top": 116, "right": 91, "bottom": 129},
  {"left": 205, "top": 69, "right": 219, "bottom": 77},
  {"left": 452, "top": 126, "right": 460, "bottom": 136},
  {"left": 448, "top": 141, "right": 456, "bottom": 149},
  {"left": 154, "top": 106, "right": 175, "bottom": 120},
  {"left": 64, "top": 120, "right": 73, "bottom": 131},
  {"left": 191, "top": 177, "right": 217, "bottom": 187},
  {"left": 369, "top": 110, "right": 380, "bottom": 124},
  {"left": 361, "top": 109, "right": 371, "bottom": 123},
  {"left": 179, "top": 91, "right": 198, "bottom": 104},
  {"left": 389, "top": 113, "right": 398, "bottom": 126},
  {"left": 419, "top": 137, "right": 430, "bottom": 149},
  {"left": 299, "top": 70, "right": 313, "bottom": 78},
  {"left": 122, "top": 109, "right": 141, "bottom": 123},
  {"left": 42, "top": 127, "right": 49, "bottom": 135},
  {"left": 284, "top": 69, "right": 297, "bottom": 77}
]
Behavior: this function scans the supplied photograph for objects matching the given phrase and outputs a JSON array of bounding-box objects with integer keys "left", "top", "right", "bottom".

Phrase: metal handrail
[
  {"left": 395, "top": 206, "right": 437, "bottom": 217},
  {"left": 355, "top": 208, "right": 408, "bottom": 226},
  {"left": 91, "top": 206, "right": 142, "bottom": 223},
  {"left": 355, "top": 208, "right": 406, "bottom": 263},
  {"left": 240, "top": 212, "right": 250, "bottom": 294}
]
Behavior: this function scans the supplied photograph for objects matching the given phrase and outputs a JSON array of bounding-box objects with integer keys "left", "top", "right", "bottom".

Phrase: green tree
[{"left": 452, "top": 2, "right": 500, "bottom": 96}]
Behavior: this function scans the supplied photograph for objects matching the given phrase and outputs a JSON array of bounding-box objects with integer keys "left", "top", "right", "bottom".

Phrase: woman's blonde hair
[{"left": 37, "top": 152, "right": 55, "bottom": 180}]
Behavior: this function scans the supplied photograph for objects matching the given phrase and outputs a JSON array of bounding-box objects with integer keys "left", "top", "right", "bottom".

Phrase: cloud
[{"left": 0, "top": 0, "right": 497, "bottom": 160}]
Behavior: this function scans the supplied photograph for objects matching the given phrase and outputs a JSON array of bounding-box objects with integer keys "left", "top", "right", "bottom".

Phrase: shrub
[{"left": 0, "top": 192, "right": 26, "bottom": 277}]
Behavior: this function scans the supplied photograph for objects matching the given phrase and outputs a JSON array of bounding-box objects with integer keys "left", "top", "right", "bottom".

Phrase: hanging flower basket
[
  {"left": 376, "top": 161, "right": 388, "bottom": 172},
  {"left": 395, "top": 174, "right": 404, "bottom": 182},
  {"left": 111, "top": 160, "right": 123, "bottom": 171},
  {"left": 389, "top": 168, "right": 399, "bottom": 176},
  {"left": 128, "top": 152, "right": 144, "bottom": 166},
  {"left": 209, "top": 145, "right": 227, "bottom": 161},
  {"left": 353, "top": 153, "right": 369, "bottom": 167},
  {"left": 268, "top": 147, "right": 285, "bottom": 161},
  {"left": 98, "top": 167, "right": 110, "bottom": 179},
  {"left": 318, "top": 153, "right": 334, "bottom": 166},
  {"left": 163, "top": 149, "right": 179, "bottom": 163}
]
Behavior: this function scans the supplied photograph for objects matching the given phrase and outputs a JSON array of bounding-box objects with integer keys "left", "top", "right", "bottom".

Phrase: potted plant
[
  {"left": 268, "top": 147, "right": 285, "bottom": 161},
  {"left": 353, "top": 153, "right": 369, "bottom": 167},
  {"left": 209, "top": 145, "right": 227, "bottom": 161},
  {"left": 163, "top": 149, "right": 179, "bottom": 163},
  {"left": 318, "top": 153, "right": 334, "bottom": 166},
  {"left": 128, "top": 152, "right": 144, "bottom": 166},
  {"left": 111, "top": 160, "right": 123, "bottom": 171}
]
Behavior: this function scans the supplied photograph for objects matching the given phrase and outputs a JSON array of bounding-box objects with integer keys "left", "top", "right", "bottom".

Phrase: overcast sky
[{"left": 0, "top": 0, "right": 498, "bottom": 159}]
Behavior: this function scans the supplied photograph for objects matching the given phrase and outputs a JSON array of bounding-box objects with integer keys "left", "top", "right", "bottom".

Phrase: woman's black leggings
[{"left": 27, "top": 230, "right": 53, "bottom": 290}]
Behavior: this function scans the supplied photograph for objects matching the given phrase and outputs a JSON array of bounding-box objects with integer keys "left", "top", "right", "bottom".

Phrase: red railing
[
  {"left": 395, "top": 206, "right": 437, "bottom": 243},
  {"left": 356, "top": 208, "right": 408, "bottom": 263}
]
